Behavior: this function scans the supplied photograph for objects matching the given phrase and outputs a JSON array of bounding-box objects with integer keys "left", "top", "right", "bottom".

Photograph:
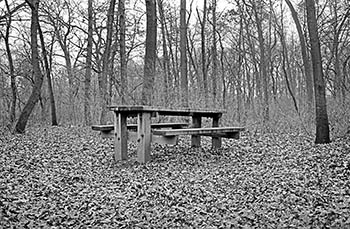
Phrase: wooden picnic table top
[{"left": 108, "top": 105, "right": 225, "bottom": 117}]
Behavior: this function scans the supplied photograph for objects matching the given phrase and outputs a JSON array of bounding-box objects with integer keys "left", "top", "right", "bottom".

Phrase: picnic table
[{"left": 93, "top": 105, "right": 244, "bottom": 163}]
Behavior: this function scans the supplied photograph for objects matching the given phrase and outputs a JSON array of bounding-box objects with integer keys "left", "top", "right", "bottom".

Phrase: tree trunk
[
  {"left": 198, "top": 0, "right": 208, "bottom": 106},
  {"left": 306, "top": 0, "right": 330, "bottom": 144},
  {"left": 15, "top": 0, "right": 43, "bottom": 133},
  {"left": 2, "top": 0, "right": 17, "bottom": 124},
  {"left": 119, "top": 0, "right": 127, "bottom": 104},
  {"left": 38, "top": 21, "right": 58, "bottom": 126},
  {"left": 142, "top": 0, "right": 157, "bottom": 105},
  {"left": 252, "top": 1, "right": 269, "bottom": 122},
  {"left": 157, "top": 0, "right": 171, "bottom": 105},
  {"left": 84, "top": 0, "right": 93, "bottom": 126},
  {"left": 285, "top": 0, "right": 314, "bottom": 110},
  {"left": 180, "top": 0, "right": 188, "bottom": 107},
  {"left": 100, "top": 0, "right": 116, "bottom": 124},
  {"left": 211, "top": 0, "right": 218, "bottom": 107}
]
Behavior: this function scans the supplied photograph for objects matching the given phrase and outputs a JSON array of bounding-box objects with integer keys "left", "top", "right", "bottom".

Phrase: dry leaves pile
[{"left": 1, "top": 127, "right": 349, "bottom": 228}]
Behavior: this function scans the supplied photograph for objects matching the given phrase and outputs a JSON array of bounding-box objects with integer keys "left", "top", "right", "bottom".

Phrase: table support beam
[
  {"left": 212, "top": 115, "right": 221, "bottom": 148},
  {"left": 191, "top": 116, "right": 201, "bottom": 147},
  {"left": 114, "top": 113, "right": 128, "bottom": 161},
  {"left": 137, "top": 112, "right": 151, "bottom": 163}
]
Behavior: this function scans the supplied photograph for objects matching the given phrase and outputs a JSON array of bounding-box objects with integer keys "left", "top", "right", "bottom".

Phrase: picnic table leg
[
  {"left": 212, "top": 115, "right": 222, "bottom": 148},
  {"left": 191, "top": 115, "right": 201, "bottom": 147},
  {"left": 137, "top": 112, "right": 151, "bottom": 163},
  {"left": 114, "top": 113, "right": 128, "bottom": 161}
]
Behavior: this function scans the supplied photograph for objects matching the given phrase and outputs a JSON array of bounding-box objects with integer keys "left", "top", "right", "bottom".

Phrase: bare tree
[
  {"left": 38, "top": 21, "right": 58, "bottom": 126},
  {"left": 285, "top": 0, "right": 313, "bottom": 110},
  {"left": 211, "top": 0, "right": 218, "bottom": 107},
  {"left": 157, "top": 0, "right": 171, "bottom": 105},
  {"left": 84, "top": 0, "right": 93, "bottom": 126},
  {"left": 0, "top": 0, "right": 18, "bottom": 124},
  {"left": 253, "top": 0, "right": 269, "bottom": 122},
  {"left": 118, "top": 0, "right": 127, "bottom": 104},
  {"left": 197, "top": 0, "right": 208, "bottom": 106},
  {"left": 15, "top": 0, "right": 43, "bottom": 133},
  {"left": 142, "top": 0, "right": 157, "bottom": 105},
  {"left": 306, "top": 0, "right": 330, "bottom": 144},
  {"left": 180, "top": 0, "right": 188, "bottom": 107},
  {"left": 99, "top": 0, "right": 116, "bottom": 124}
]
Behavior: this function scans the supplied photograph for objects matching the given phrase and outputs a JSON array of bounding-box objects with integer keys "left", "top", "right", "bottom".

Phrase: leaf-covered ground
[{"left": 1, "top": 126, "right": 350, "bottom": 228}]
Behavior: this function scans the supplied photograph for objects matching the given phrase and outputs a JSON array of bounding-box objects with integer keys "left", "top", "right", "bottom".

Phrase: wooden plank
[
  {"left": 137, "top": 112, "right": 152, "bottom": 163},
  {"left": 127, "top": 122, "right": 188, "bottom": 130},
  {"left": 153, "top": 127, "right": 245, "bottom": 136},
  {"left": 101, "top": 131, "right": 178, "bottom": 145},
  {"left": 114, "top": 113, "right": 128, "bottom": 161},
  {"left": 107, "top": 105, "right": 224, "bottom": 118},
  {"left": 191, "top": 116, "right": 201, "bottom": 147},
  {"left": 92, "top": 125, "right": 114, "bottom": 131},
  {"left": 212, "top": 116, "right": 221, "bottom": 148},
  {"left": 92, "top": 122, "right": 189, "bottom": 132}
]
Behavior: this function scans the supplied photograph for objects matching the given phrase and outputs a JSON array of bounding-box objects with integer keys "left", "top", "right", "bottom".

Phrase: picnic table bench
[
  {"left": 93, "top": 105, "right": 245, "bottom": 163},
  {"left": 92, "top": 122, "right": 189, "bottom": 138}
]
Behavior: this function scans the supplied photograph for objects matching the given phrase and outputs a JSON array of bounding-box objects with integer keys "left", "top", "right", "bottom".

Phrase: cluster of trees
[{"left": 1, "top": 0, "right": 349, "bottom": 143}]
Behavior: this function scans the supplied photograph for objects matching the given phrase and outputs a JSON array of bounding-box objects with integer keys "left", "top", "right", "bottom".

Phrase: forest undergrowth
[{"left": 1, "top": 125, "right": 350, "bottom": 228}]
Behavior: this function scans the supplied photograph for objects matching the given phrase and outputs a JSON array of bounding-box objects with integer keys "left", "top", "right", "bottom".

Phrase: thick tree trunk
[
  {"left": 306, "top": 0, "right": 330, "bottom": 144},
  {"left": 84, "top": 0, "right": 93, "bottom": 126},
  {"left": 119, "top": 0, "right": 127, "bottom": 104},
  {"left": 198, "top": 0, "right": 208, "bottom": 106},
  {"left": 142, "top": 0, "right": 157, "bottom": 105},
  {"left": 252, "top": 1, "right": 269, "bottom": 122},
  {"left": 180, "top": 0, "right": 188, "bottom": 107},
  {"left": 100, "top": 0, "right": 116, "bottom": 124},
  {"left": 15, "top": 0, "right": 43, "bottom": 133},
  {"left": 157, "top": 0, "right": 171, "bottom": 105}
]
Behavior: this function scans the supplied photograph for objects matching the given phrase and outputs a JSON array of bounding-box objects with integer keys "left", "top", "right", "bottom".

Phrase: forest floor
[{"left": 1, "top": 126, "right": 350, "bottom": 228}]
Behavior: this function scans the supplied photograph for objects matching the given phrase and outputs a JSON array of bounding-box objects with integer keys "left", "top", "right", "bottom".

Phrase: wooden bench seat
[
  {"left": 92, "top": 123, "right": 189, "bottom": 144},
  {"left": 92, "top": 122, "right": 188, "bottom": 133},
  {"left": 153, "top": 126, "right": 245, "bottom": 148}
]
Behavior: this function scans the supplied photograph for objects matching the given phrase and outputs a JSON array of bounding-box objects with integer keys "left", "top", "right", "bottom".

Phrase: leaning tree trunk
[
  {"left": 285, "top": 0, "right": 314, "bottom": 110},
  {"left": 306, "top": 0, "right": 330, "bottom": 144},
  {"left": 38, "top": 22, "right": 58, "bottom": 126},
  {"left": 15, "top": 0, "right": 43, "bottom": 133}
]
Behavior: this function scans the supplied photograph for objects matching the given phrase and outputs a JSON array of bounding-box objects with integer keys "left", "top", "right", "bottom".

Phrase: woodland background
[{"left": 0, "top": 0, "right": 349, "bottom": 138}]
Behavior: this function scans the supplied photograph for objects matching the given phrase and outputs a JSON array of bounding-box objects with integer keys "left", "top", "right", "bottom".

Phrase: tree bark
[
  {"left": 2, "top": 0, "right": 17, "bottom": 124},
  {"left": 306, "top": 0, "right": 330, "bottom": 144},
  {"left": 157, "top": 0, "right": 171, "bottom": 105},
  {"left": 119, "top": 0, "right": 127, "bottom": 104},
  {"left": 38, "top": 21, "right": 58, "bottom": 126},
  {"left": 15, "top": 0, "right": 43, "bottom": 133},
  {"left": 84, "top": 0, "right": 93, "bottom": 126},
  {"left": 211, "top": 0, "right": 218, "bottom": 107},
  {"left": 99, "top": 0, "right": 116, "bottom": 124},
  {"left": 180, "top": 0, "right": 188, "bottom": 107},
  {"left": 251, "top": 0, "right": 269, "bottom": 122},
  {"left": 198, "top": 0, "right": 208, "bottom": 106},
  {"left": 142, "top": 0, "right": 157, "bottom": 105},
  {"left": 285, "top": 0, "right": 314, "bottom": 110}
]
